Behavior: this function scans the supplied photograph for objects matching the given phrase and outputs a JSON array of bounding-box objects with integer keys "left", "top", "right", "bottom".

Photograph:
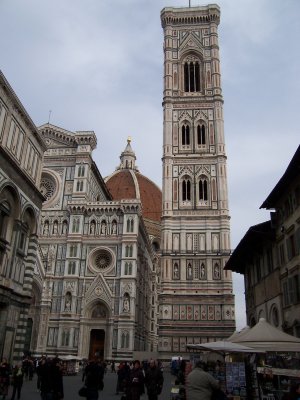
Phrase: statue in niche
[
  {"left": 112, "top": 221, "right": 117, "bottom": 234},
  {"left": 123, "top": 295, "right": 130, "bottom": 312},
  {"left": 65, "top": 293, "right": 71, "bottom": 312},
  {"left": 53, "top": 221, "right": 58, "bottom": 234},
  {"left": 214, "top": 264, "right": 220, "bottom": 279},
  {"left": 188, "top": 263, "right": 193, "bottom": 278},
  {"left": 173, "top": 264, "right": 179, "bottom": 279},
  {"left": 43, "top": 221, "right": 49, "bottom": 235},
  {"left": 62, "top": 221, "right": 68, "bottom": 234},
  {"left": 200, "top": 264, "right": 206, "bottom": 279},
  {"left": 90, "top": 221, "right": 96, "bottom": 235},
  {"left": 101, "top": 221, "right": 107, "bottom": 235}
]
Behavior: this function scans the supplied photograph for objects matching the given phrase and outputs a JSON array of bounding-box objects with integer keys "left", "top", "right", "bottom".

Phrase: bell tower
[{"left": 159, "top": 5, "right": 235, "bottom": 356}]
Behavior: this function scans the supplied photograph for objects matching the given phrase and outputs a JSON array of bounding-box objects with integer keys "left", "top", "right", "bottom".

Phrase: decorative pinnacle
[{"left": 127, "top": 136, "right": 132, "bottom": 144}]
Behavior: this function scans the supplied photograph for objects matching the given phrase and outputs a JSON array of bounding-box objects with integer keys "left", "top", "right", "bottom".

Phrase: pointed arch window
[
  {"left": 125, "top": 262, "right": 133, "bottom": 275},
  {"left": 126, "top": 218, "right": 134, "bottom": 233},
  {"left": 197, "top": 124, "right": 206, "bottom": 145},
  {"left": 125, "top": 245, "right": 133, "bottom": 257},
  {"left": 76, "top": 180, "right": 83, "bottom": 191},
  {"left": 182, "top": 179, "right": 191, "bottom": 201},
  {"left": 78, "top": 165, "right": 85, "bottom": 177},
  {"left": 184, "top": 61, "right": 200, "bottom": 92},
  {"left": 68, "top": 261, "right": 76, "bottom": 274},
  {"left": 121, "top": 331, "right": 130, "bottom": 348},
  {"left": 199, "top": 178, "right": 208, "bottom": 201},
  {"left": 69, "top": 245, "right": 77, "bottom": 257},
  {"left": 72, "top": 218, "right": 80, "bottom": 233},
  {"left": 61, "top": 329, "right": 70, "bottom": 346},
  {"left": 181, "top": 124, "right": 190, "bottom": 145}
]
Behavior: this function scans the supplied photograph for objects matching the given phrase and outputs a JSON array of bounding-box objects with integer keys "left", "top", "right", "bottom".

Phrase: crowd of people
[
  {"left": 1, "top": 354, "right": 299, "bottom": 400},
  {"left": 112, "top": 359, "right": 163, "bottom": 400},
  {"left": 0, "top": 355, "right": 65, "bottom": 400}
]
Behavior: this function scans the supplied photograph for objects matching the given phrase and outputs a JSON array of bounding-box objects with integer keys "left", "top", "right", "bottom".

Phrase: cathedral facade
[
  {"left": 31, "top": 125, "right": 160, "bottom": 361},
  {"left": 159, "top": 5, "right": 235, "bottom": 356}
]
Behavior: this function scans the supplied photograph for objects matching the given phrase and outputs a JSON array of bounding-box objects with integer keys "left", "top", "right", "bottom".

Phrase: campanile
[{"left": 159, "top": 4, "right": 235, "bottom": 356}]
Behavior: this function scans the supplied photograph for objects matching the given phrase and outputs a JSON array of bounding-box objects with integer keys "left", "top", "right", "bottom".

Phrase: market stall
[
  {"left": 186, "top": 341, "right": 262, "bottom": 400},
  {"left": 60, "top": 355, "right": 82, "bottom": 375},
  {"left": 230, "top": 318, "right": 300, "bottom": 400}
]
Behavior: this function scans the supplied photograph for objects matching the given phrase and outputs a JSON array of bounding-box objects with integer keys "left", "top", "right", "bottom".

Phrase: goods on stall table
[{"left": 225, "top": 362, "right": 247, "bottom": 399}]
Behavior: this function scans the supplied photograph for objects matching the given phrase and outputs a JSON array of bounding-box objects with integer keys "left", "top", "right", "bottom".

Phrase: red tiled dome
[{"left": 105, "top": 169, "right": 162, "bottom": 222}]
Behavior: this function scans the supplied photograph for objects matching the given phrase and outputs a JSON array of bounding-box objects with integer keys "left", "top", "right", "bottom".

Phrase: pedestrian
[
  {"left": 10, "top": 364, "right": 24, "bottom": 400},
  {"left": 38, "top": 357, "right": 64, "bottom": 400},
  {"left": 0, "top": 358, "right": 10, "bottom": 400},
  {"left": 125, "top": 360, "right": 145, "bottom": 400},
  {"left": 116, "top": 362, "right": 130, "bottom": 395},
  {"left": 185, "top": 361, "right": 219, "bottom": 400},
  {"left": 83, "top": 359, "right": 104, "bottom": 400},
  {"left": 145, "top": 359, "right": 164, "bottom": 400},
  {"left": 52, "top": 357, "right": 64, "bottom": 400},
  {"left": 177, "top": 360, "right": 186, "bottom": 385},
  {"left": 111, "top": 361, "right": 116, "bottom": 373}
]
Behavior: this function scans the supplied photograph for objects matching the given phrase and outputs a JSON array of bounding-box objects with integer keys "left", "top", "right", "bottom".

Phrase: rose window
[
  {"left": 95, "top": 250, "right": 112, "bottom": 270},
  {"left": 40, "top": 175, "right": 56, "bottom": 201},
  {"left": 88, "top": 247, "right": 114, "bottom": 274}
]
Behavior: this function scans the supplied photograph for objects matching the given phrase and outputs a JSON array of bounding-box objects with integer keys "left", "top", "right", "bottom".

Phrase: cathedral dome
[{"left": 105, "top": 138, "right": 162, "bottom": 224}]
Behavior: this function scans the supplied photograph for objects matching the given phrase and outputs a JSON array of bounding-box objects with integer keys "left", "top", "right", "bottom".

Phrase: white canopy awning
[
  {"left": 231, "top": 318, "right": 300, "bottom": 352},
  {"left": 186, "top": 340, "right": 263, "bottom": 354}
]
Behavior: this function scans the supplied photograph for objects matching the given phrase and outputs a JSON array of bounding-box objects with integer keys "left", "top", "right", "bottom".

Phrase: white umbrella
[
  {"left": 186, "top": 340, "right": 263, "bottom": 355},
  {"left": 232, "top": 318, "right": 300, "bottom": 352}
]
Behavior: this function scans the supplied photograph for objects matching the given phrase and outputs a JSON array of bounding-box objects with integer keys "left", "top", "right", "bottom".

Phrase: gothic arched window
[
  {"left": 184, "top": 61, "right": 200, "bottom": 92},
  {"left": 199, "top": 178, "right": 208, "bottom": 201},
  {"left": 68, "top": 261, "right": 76, "bottom": 275},
  {"left": 182, "top": 179, "right": 191, "bottom": 201},
  {"left": 127, "top": 218, "right": 134, "bottom": 233},
  {"left": 125, "top": 245, "right": 133, "bottom": 257},
  {"left": 181, "top": 124, "right": 190, "bottom": 145},
  {"left": 78, "top": 165, "right": 85, "bottom": 177},
  {"left": 125, "top": 262, "right": 133, "bottom": 275},
  {"left": 197, "top": 124, "right": 206, "bottom": 145},
  {"left": 76, "top": 180, "right": 83, "bottom": 191},
  {"left": 121, "top": 331, "right": 129, "bottom": 348},
  {"left": 69, "top": 245, "right": 77, "bottom": 257}
]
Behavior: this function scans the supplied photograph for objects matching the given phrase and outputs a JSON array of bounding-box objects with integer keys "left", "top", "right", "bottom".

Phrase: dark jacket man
[{"left": 145, "top": 360, "right": 164, "bottom": 400}]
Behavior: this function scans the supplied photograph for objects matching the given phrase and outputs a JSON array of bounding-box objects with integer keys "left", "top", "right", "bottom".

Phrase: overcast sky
[{"left": 1, "top": 0, "right": 299, "bottom": 330}]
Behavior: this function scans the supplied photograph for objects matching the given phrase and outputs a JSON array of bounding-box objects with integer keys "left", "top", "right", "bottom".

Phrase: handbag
[{"left": 78, "top": 386, "right": 88, "bottom": 397}]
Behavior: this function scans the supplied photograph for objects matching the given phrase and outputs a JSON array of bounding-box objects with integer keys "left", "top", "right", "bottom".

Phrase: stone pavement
[{"left": 10, "top": 369, "right": 175, "bottom": 400}]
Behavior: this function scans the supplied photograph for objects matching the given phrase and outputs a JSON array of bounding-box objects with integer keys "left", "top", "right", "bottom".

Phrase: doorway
[{"left": 89, "top": 329, "right": 105, "bottom": 360}]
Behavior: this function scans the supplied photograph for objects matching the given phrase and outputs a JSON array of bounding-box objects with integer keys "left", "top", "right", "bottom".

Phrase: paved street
[{"left": 10, "top": 369, "right": 175, "bottom": 400}]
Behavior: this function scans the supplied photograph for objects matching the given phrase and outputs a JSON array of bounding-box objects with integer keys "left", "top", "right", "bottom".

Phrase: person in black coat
[
  {"left": 126, "top": 360, "right": 145, "bottom": 400},
  {"left": 38, "top": 357, "right": 64, "bottom": 400},
  {"left": 144, "top": 359, "right": 164, "bottom": 400},
  {"left": 11, "top": 364, "right": 24, "bottom": 400},
  {"left": 84, "top": 360, "right": 104, "bottom": 400}
]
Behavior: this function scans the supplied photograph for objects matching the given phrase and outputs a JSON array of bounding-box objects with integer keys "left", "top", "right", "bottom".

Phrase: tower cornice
[{"left": 161, "top": 5, "right": 220, "bottom": 28}]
